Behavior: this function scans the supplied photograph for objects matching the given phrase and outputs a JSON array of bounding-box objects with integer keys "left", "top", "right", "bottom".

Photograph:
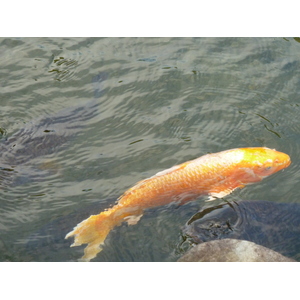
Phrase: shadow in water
[
  {"left": 182, "top": 200, "right": 300, "bottom": 260},
  {"left": 0, "top": 72, "right": 108, "bottom": 188}
]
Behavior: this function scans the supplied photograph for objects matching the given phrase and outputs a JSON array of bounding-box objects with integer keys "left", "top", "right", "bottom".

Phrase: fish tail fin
[{"left": 65, "top": 210, "right": 115, "bottom": 262}]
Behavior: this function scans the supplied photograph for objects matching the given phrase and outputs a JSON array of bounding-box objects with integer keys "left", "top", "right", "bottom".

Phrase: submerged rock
[
  {"left": 178, "top": 239, "right": 295, "bottom": 262},
  {"left": 183, "top": 200, "right": 300, "bottom": 260}
]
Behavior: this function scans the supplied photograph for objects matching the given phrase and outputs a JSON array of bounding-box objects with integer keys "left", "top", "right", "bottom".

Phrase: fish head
[{"left": 240, "top": 147, "right": 291, "bottom": 181}]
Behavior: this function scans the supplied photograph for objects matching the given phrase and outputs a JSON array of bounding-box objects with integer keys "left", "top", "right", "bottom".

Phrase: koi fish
[{"left": 65, "top": 147, "right": 291, "bottom": 261}]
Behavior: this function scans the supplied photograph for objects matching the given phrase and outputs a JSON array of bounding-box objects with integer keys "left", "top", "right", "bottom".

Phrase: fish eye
[{"left": 265, "top": 166, "right": 272, "bottom": 170}]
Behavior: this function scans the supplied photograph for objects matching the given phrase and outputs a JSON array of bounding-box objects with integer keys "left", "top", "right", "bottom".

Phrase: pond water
[{"left": 1, "top": 37, "right": 300, "bottom": 262}]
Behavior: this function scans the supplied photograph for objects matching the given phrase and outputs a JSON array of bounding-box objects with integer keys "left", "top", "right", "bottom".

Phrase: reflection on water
[{"left": 0, "top": 37, "right": 299, "bottom": 261}]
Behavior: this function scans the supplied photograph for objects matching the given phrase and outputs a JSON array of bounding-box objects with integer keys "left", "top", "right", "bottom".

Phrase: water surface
[{"left": 0, "top": 37, "right": 299, "bottom": 261}]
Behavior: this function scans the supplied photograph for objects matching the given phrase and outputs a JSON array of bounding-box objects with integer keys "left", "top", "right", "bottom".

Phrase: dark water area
[
  {"left": 182, "top": 200, "right": 300, "bottom": 261},
  {"left": 1, "top": 37, "right": 300, "bottom": 261}
]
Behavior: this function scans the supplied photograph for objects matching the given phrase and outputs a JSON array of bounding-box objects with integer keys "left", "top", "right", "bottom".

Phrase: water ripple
[{"left": 1, "top": 37, "right": 299, "bottom": 261}]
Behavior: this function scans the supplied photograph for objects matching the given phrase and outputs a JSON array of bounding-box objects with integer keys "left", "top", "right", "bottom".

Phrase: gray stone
[
  {"left": 178, "top": 239, "right": 296, "bottom": 262},
  {"left": 183, "top": 200, "right": 300, "bottom": 259}
]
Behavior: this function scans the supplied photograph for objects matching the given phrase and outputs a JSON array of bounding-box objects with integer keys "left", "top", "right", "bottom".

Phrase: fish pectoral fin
[
  {"left": 124, "top": 214, "right": 143, "bottom": 225},
  {"left": 207, "top": 186, "right": 241, "bottom": 201},
  {"left": 208, "top": 190, "right": 231, "bottom": 200},
  {"left": 206, "top": 195, "right": 218, "bottom": 202}
]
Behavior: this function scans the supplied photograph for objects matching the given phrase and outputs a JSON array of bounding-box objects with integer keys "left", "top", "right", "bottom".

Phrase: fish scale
[{"left": 65, "top": 147, "right": 291, "bottom": 261}]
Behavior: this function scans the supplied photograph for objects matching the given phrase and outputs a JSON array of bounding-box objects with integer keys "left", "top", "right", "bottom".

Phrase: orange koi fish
[{"left": 65, "top": 147, "right": 291, "bottom": 261}]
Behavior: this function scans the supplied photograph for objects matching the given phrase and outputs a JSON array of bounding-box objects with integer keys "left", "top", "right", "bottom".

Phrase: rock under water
[
  {"left": 178, "top": 239, "right": 295, "bottom": 262},
  {"left": 183, "top": 200, "right": 300, "bottom": 260}
]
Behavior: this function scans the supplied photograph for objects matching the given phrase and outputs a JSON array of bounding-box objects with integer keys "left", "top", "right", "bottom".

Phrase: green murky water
[{"left": 1, "top": 37, "right": 300, "bottom": 261}]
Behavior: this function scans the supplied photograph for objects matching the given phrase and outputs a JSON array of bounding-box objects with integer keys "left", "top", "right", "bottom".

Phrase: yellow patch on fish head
[{"left": 241, "top": 147, "right": 291, "bottom": 179}]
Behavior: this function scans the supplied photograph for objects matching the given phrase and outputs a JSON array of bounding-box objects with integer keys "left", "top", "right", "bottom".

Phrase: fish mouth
[
  {"left": 275, "top": 154, "right": 291, "bottom": 170},
  {"left": 282, "top": 154, "right": 291, "bottom": 166}
]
